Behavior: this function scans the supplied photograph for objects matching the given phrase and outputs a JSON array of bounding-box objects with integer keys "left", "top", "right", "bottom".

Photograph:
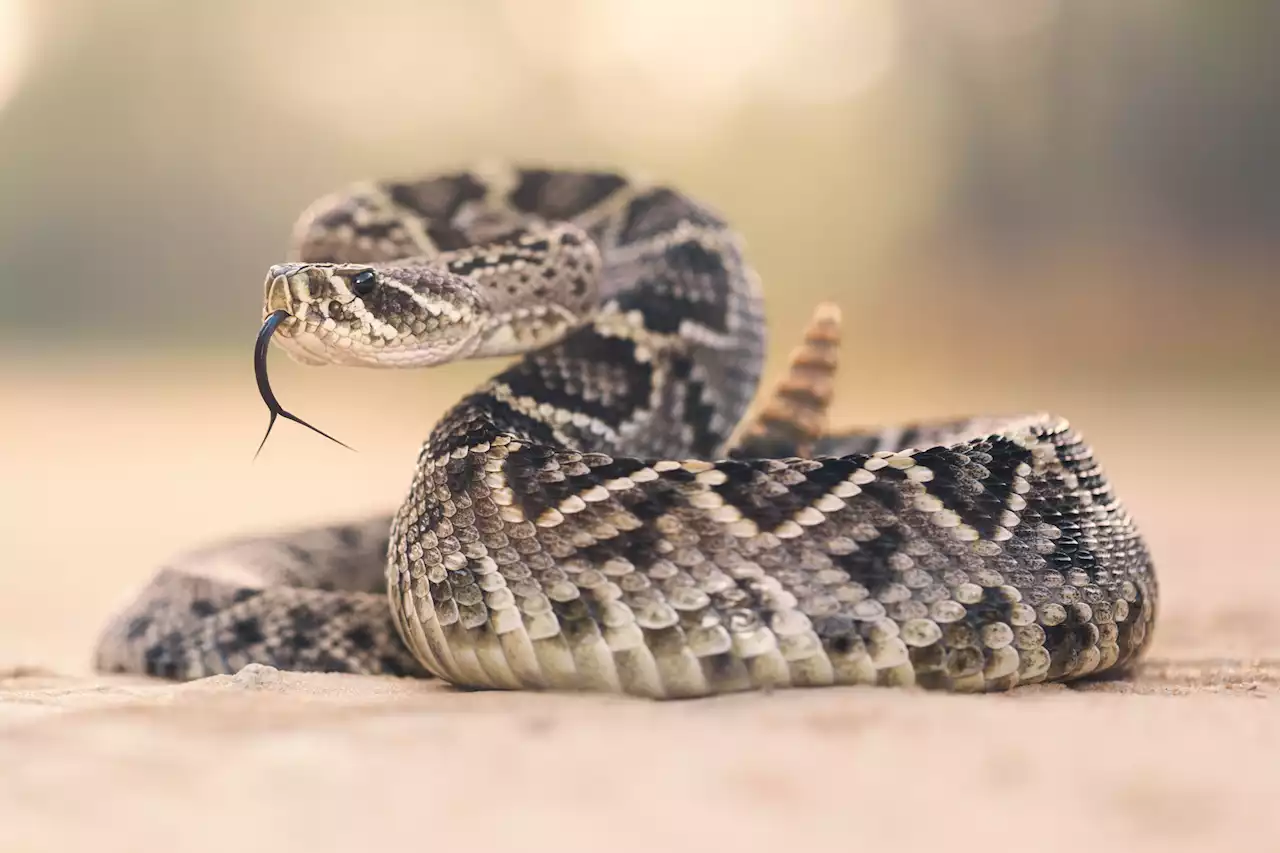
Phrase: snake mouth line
[{"left": 254, "top": 309, "right": 355, "bottom": 459}]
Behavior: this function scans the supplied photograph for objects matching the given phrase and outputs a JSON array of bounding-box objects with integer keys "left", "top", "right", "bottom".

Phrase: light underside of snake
[{"left": 95, "top": 167, "right": 1157, "bottom": 699}]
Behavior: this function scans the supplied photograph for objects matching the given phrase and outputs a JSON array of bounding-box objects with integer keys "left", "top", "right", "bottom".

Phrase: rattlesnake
[{"left": 95, "top": 167, "right": 1157, "bottom": 698}]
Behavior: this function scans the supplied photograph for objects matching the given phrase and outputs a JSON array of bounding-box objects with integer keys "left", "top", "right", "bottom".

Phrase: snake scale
[{"left": 95, "top": 166, "right": 1157, "bottom": 698}]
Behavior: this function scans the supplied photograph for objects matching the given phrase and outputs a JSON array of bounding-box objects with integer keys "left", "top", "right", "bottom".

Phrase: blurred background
[{"left": 1, "top": 0, "right": 1277, "bottom": 671}]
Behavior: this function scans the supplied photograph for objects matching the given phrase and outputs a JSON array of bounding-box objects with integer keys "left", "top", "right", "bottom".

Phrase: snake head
[{"left": 261, "top": 262, "right": 486, "bottom": 367}]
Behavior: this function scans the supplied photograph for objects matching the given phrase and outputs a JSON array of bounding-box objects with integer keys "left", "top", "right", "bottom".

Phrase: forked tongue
[{"left": 254, "top": 309, "right": 355, "bottom": 459}]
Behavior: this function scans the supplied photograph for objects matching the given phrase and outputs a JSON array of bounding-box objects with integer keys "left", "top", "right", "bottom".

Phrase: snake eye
[{"left": 351, "top": 269, "right": 377, "bottom": 297}]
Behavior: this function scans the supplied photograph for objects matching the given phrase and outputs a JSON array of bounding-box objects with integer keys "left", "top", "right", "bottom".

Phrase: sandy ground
[{"left": 2, "top": 355, "right": 1278, "bottom": 852}]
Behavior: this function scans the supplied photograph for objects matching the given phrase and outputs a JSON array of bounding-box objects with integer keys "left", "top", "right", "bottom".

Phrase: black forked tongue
[{"left": 254, "top": 309, "right": 355, "bottom": 459}]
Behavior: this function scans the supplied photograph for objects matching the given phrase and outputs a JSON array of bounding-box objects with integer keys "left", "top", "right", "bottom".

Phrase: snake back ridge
[{"left": 95, "top": 166, "right": 1157, "bottom": 698}]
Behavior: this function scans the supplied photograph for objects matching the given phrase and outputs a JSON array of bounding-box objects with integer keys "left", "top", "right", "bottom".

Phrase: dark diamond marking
[
  {"left": 189, "top": 599, "right": 218, "bottom": 618},
  {"left": 508, "top": 170, "right": 627, "bottom": 220}
]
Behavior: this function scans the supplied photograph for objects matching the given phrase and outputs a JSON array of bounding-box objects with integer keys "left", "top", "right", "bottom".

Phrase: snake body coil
[{"left": 96, "top": 167, "right": 1157, "bottom": 698}]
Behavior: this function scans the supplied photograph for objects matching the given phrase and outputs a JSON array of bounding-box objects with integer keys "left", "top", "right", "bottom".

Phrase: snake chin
[
  {"left": 272, "top": 321, "right": 483, "bottom": 370},
  {"left": 269, "top": 326, "right": 332, "bottom": 367}
]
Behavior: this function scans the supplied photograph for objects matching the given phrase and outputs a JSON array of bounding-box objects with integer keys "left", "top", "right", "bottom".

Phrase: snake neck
[{"left": 425, "top": 228, "right": 765, "bottom": 465}]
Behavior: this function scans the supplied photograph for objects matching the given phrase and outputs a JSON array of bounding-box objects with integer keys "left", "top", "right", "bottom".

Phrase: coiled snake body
[{"left": 96, "top": 167, "right": 1157, "bottom": 698}]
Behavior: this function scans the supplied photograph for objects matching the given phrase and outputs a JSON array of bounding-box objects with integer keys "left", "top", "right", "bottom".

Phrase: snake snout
[
  {"left": 265, "top": 274, "right": 293, "bottom": 316},
  {"left": 265, "top": 263, "right": 315, "bottom": 316}
]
